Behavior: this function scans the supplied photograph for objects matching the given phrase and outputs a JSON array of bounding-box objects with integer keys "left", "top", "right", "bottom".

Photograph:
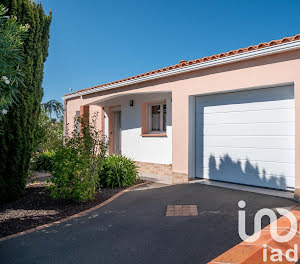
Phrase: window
[
  {"left": 149, "top": 103, "right": 166, "bottom": 133},
  {"left": 75, "top": 111, "right": 80, "bottom": 133},
  {"left": 141, "top": 101, "right": 168, "bottom": 137}
]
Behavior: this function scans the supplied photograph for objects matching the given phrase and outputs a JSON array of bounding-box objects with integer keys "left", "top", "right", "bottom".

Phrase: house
[{"left": 63, "top": 34, "right": 300, "bottom": 200}]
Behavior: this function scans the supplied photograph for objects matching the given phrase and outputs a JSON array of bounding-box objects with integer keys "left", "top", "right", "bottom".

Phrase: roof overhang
[
  {"left": 89, "top": 91, "right": 172, "bottom": 106},
  {"left": 63, "top": 40, "right": 300, "bottom": 101}
]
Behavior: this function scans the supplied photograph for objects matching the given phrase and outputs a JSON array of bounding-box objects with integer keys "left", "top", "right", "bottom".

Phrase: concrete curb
[
  {"left": 0, "top": 181, "right": 148, "bottom": 243},
  {"left": 208, "top": 206, "right": 300, "bottom": 263}
]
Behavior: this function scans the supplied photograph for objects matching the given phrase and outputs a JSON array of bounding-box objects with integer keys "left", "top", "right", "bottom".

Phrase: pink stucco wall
[{"left": 65, "top": 50, "right": 300, "bottom": 191}]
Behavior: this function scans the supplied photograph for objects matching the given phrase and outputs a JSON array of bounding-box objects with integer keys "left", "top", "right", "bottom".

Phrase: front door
[{"left": 113, "top": 111, "right": 121, "bottom": 155}]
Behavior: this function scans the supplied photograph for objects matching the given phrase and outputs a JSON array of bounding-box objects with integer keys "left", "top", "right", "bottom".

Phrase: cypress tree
[{"left": 0, "top": 0, "right": 51, "bottom": 201}]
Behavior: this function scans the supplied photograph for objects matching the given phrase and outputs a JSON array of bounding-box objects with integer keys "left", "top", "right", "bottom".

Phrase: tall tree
[{"left": 0, "top": 0, "right": 51, "bottom": 201}]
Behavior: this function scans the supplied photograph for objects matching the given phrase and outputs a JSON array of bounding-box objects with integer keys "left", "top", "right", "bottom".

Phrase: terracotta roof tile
[{"left": 65, "top": 34, "right": 300, "bottom": 97}]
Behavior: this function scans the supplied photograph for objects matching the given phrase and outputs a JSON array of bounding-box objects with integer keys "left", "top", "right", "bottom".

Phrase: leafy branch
[{"left": 0, "top": 4, "right": 29, "bottom": 118}]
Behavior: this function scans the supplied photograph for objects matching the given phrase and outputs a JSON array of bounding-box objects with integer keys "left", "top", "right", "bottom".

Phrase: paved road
[{"left": 0, "top": 183, "right": 297, "bottom": 264}]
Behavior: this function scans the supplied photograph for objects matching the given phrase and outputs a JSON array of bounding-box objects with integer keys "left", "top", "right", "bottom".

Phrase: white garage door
[{"left": 195, "top": 85, "right": 295, "bottom": 190}]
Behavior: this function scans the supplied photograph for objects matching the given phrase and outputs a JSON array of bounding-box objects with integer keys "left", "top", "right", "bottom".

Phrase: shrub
[
  {"left": 49, "top": 148, "right": 103, "bottom": 202},
  {"left": 48, "top": 112, "right": 108, "bottom": 202},
  {"left": 35, "top": 107, "right": 63, "bottom": 153},
  {"left": 100, "top": 155, "right": 139, "bottom": 188},
  {"left": 0, "top": 4, "right": 29, "bottom": 116},
  {"left": 31, "top": 151, "right": 54, "bottom": 172}
]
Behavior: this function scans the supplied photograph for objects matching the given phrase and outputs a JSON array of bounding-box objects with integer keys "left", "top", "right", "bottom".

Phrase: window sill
[{"left": 141, "top": 133, "right": 167, "bottom": 137}]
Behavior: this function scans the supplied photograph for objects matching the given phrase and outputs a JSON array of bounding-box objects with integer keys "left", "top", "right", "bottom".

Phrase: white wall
[{"left": 104, "top": 93, "right": 172, "bottom": 164}]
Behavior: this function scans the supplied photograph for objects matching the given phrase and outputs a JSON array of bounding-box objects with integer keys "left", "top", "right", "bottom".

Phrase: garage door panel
[
  {"left": 201, "top": 167, "right": 294, "bottom": 190},
  {"left": 196, "top": 86, "right": 294, "bottom": 107},
  {"left": 199, "top": 108, "right": 294, "bottom": 124},
  {"left": 204, "top": 136, "right": 294, "bottom": 150},
  {"left": 202, "top": 167, "right": 294, "bottom": 183},
  {"left": 198, "top": 100, "right": 294, "bottom": 115},
  {"left": 201, "top": 147, "right": 294, "bottom": 164},
  {"left": 195, "top": 85, "right": 295, "bottom": 190},
  {"left": 203, "top": 123, "right": 295, "bottom": 136},
  {"left": 199, "top": 158, "right": 295, "bottom": 178}
]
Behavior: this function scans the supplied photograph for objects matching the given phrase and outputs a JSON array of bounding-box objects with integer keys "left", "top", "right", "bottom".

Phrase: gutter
[{"left": 63, "top": 40, "right": 300, "bottom": 100}]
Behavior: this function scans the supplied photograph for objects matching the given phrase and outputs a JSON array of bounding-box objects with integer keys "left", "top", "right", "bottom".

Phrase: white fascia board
[{"left": 63, "top": 40, "right": 300, "bottom": 100}]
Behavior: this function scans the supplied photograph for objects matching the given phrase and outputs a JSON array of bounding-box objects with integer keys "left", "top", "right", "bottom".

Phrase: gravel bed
[{"left": 0, "top": 183, "right": 125, "bottom": 238}]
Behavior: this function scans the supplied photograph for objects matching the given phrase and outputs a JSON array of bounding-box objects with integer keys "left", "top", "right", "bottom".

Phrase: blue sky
[{"left": 40, "top": 0, "right": 300, "bottom": 103}]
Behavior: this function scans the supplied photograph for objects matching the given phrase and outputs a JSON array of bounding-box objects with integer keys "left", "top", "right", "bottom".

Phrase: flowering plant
[{"left": 0, "top": 4, "right": 29, "bottom": 119}]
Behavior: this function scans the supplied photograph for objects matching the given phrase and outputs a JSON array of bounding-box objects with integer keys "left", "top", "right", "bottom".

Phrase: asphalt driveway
[{"left": 0, "top": 183, "right": 298, "bottom": 264}]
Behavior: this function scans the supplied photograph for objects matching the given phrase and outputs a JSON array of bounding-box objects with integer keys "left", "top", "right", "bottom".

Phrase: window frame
[
  {"left": 147, "top": 101, "right": 167, "bottom": 134},
  {"left": 75, "top": 111, "right": 80, "bottom": 133}
]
